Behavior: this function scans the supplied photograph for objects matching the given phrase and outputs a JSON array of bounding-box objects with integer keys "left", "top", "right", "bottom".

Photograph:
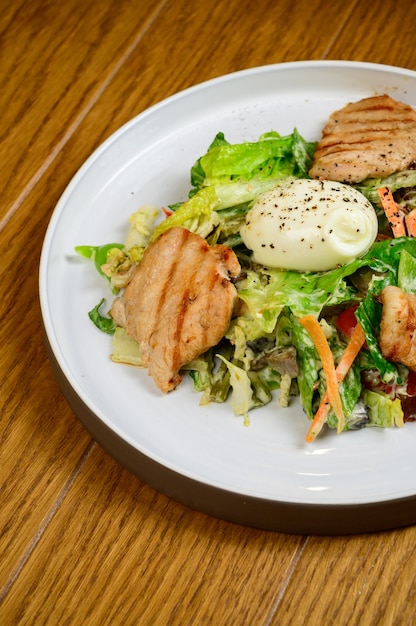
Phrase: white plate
[{"left": 39, "top": 61, "right": 416, "bottom": 534}]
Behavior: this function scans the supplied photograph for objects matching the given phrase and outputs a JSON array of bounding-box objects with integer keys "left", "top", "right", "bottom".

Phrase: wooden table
[{"left": 2, "top": 1, "right": 416, "bottom": 623}]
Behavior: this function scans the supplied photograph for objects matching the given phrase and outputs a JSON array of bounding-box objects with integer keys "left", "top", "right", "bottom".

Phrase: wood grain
[
  {"left": 0, "top": 0, "right": 166, "bottom": 226},
  {"left": 328, "top": 0, "right": 416, "bottom": 70},
  {"left": 1, "top": 0, "right": 416, "bottom": 623},
  {"left": 0, "top": 194, "right": 94, "bottom": 589},
  {"left": 1, "top": 445, "right": 305, "bottom": 624},
  {"left": 69, "top": 0, "right": 362, "bottom": 146},
  {"left": 272, "top": 529, "right": 416, "bottom": 625}
]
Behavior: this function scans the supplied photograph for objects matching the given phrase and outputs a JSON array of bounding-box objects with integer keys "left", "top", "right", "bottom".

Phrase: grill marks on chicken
[
  {"left": 309, "top": 95, "right": 416, "bottom": 183},
  {"left": 111, "top": 227, "right": 241, "bottom": 393},
  {"left": 379, "top": 286, "right": 416, "bottom": 371}
]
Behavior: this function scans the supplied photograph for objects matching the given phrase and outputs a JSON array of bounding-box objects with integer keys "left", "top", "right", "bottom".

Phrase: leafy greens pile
[{"left": 77, "top": 128, "right": 416, "bottom": 440}]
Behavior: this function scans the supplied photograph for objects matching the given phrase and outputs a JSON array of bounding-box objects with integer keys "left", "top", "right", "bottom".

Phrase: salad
[{"left": 76, "top": 126, "right": 416, "bottom": 442}]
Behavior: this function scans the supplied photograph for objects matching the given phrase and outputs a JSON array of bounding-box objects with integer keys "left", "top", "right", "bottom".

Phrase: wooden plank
[
  {"left": 2, "top": 0, "right": 416, "bottom": 623},
  {"left": 328, "top": 0, "right": 416, "bottom": 70},
  {"left": 0, "top": 0, "right": 166, "bottom": 226},
  {"left": 271, "top": 529, "right": 416, "bottom": 625},
  {"left": 0, "top": 206, "right": 93, "bottom": 588},
  {"left": 1, "top": 445, "right": 305, "bottom": 624},
  {"left": 68, "top": 0, "right": 362, "bottom": 146},
  {"left": 1, "top": 0, "right": 166, "bottom": 592}
]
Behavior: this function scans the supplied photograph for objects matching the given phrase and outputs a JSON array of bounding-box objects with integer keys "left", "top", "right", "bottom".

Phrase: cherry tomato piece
[
  {"left": 406, "top": 369, "right": 416, "bottom": 396},
  {"left": 336, "top": 305, "right": 359, "bottom": 338}
]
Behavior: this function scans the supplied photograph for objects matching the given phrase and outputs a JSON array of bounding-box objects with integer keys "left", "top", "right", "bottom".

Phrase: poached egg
[{"left": 240, "top": 178, "right": 378, "bottom": 272}]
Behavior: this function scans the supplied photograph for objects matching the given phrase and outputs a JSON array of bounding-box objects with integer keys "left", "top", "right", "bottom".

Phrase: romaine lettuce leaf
[
  {"left": 217, "top": 355, "right": 254, "bottom": 419},
  {"left": 354, "top": 170, "right": 416, "bottom": 206},
  {"left": 290, "top": 314, "right": 319, "bottom": 419},
  {"left": 362, "top": 389, "right": 404, "bottom": 428},
  {"left": 88, "top": 298, "right": 117, "bottom": 335},
  {"left": 190, "top": 129, "right": 316, "bottom": 191},
  {"left": 398, "top": 248, "right": 416, "bottom": 293}
]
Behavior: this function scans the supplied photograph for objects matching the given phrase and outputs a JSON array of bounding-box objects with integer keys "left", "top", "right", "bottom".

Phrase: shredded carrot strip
[
  {"left": 305, "top": 322, "right": 366, "bottom": 442},
  {"left": 377, "top": 187, "right": 406, "bottom": 237},
  {"left": 334, "top": 322, "right": 366, "bottom": 380},
  {"left": 299, "top": 314, "right": 345, "bottom": 433},
  {"left": 405, "top": 209, "right": 416, "bottom": 237},
  {"left": 306, "top": 396, "right": 331, "bottom": 443}
]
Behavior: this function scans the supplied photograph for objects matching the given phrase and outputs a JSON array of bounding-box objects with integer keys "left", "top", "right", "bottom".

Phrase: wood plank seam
[
  {"left": 0, "top": 0, "right": 169, "bottom": 235},
  {"left": 264, "top": 536, "right": 310, "bottom": 623},
  {"left": 0, "top": 440, "right": 97, "bottom": 602},
  {"left": 320, "top": 0, "right": 361, "bottom": 59}
]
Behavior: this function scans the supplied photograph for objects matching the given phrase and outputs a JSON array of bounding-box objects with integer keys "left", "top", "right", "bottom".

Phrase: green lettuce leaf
[
  {"left": 354, "top": 170, "right": 416, "bottom": 206},
  {"left": 398, "top": 248, "right": 416, "bottom": 293},
  {"left": 190, "top": 129, "right": 316, "bottom": 192},
  {"left": 290, "top": 314, "right": 319, "bottom": 419},
  {"left": 88, "top": 299, "right": 117, "bottom": 335},
  {"left": 362, "top": 389, "right": 404, "bottom": 428}
]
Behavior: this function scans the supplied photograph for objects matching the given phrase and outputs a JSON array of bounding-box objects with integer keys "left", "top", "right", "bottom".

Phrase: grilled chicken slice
[
  {"left": 379, "top": 286, "right": 416, "bottom": 371},
  {"left": 309, "top": 95, "right": 416, "bottom": 183},
  {"left": 111, "top": 227, "right": 241, "bottom": 393}
]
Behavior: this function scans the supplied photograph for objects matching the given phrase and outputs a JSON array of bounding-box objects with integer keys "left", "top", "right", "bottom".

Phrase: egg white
[{"left": 240, "top": 179, "right": 378, "bottom": 272}]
